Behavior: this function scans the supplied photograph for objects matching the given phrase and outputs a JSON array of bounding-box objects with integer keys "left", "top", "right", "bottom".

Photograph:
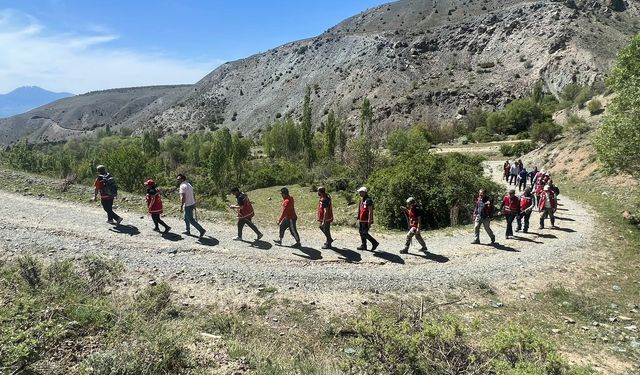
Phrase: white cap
[
  {"left": 406, "top": 197, "right": 415, "bottom": 203},
  {"left": 357, "top": 186, "right": 368, "bottom": 193},
  {"left": 544, "top": 185, "right": 550, "bottom": 191}
]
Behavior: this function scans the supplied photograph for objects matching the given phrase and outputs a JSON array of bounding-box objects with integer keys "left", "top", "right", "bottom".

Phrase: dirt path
[{"left": 0, "top": 161, "right": 594, "bottom": 303}]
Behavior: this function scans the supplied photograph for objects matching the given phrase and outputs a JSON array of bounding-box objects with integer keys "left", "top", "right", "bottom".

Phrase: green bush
[
  {"left": 587, "top": 99, "right": 603, "bottom": 115},
  {"left": 531, "top": 121, "right": 562, "bottom": 144},
  {"left": 245, "top": 158, "right": 307, "bottom": 190},
  {"left": 500, "top": 142, "right": 537, "bottom": 157},
  {"left": 366, "top": 152, "right": 501, "bottom": 229}
]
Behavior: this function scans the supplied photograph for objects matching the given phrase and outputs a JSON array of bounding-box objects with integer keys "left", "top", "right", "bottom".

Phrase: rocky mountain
[
  {"left": 0, "top": 0, "right": 638, "bottom": 145},
  {"left": 0, "top": 86, "right": 73, "bottom": 119}
]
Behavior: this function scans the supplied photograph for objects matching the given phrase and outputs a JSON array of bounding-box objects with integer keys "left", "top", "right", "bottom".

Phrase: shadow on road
[
  {"left": 512, "top": 235, "right": 543, "bottom": 244},
  {"left": 198, "top": 237, "right": 219, "bottom": 247},
  {"left": 109, "top": 224, "right": 140, "bottom": 236},
  {"left": 292, "top": 246, "right": 322, "bottom": 260},
  {"left": 331, "top": 247, "right": 362, "bottom": 262},
  {"left": 161, "top": 232, "right": 183, "bottom": 242},
  {"left": 554, "top": 216, "right": 575, "bottom": 222},
  {"left": 550, "top": 227, "right": 576, "bottom": 233},
  {"left": 241, "top": 239, "right": 273, "bottom": 250},
  {"left": 483, "top": 242, "right": 519, "bottom": 252},
  {"left": 533, "top": 232, "right": 558, "bottom": 239},
  {"left": 373, "top": 251, "right": 405, "bottom": 264},
  {"left": 407, "top": 251, "right": 450, "bottom": 263}
]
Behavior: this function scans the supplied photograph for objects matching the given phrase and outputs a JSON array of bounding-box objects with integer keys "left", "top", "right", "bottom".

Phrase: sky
[{"left": 0, "top": 0, "right": 389, "bottom": 95}]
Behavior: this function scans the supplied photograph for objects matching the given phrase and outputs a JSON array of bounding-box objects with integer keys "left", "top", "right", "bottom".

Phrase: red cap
[{"left": 144, "top": 179, "right": 155, "bottom": 187}]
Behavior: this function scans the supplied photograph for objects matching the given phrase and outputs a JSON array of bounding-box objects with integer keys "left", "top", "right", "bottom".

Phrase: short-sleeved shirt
[
  {"left": 179, "top": 182, "right": 196, "bottom": 207},
  {"left": 236, "top": 192, "right": 255, "bottom": 219},
  {"left": 408, "top": 207, "right": 423, "bottom": 228},
  {"left": 359, "top": 197, "right": 374, "bottom": 223},
  {"left": 317, "top": 194, "right": 334, "bottom": 222},
  {"left": 279, "top": 196, "right": 297, "bottom": 221}
]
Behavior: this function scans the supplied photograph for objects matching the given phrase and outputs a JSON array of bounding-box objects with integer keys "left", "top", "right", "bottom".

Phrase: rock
[
  {"left": 551, "top": 328, "right": 562, "bottom": 334},
  {"left": 623, "top": 211, "right": 634, "bottom": 221},
  {"left": 337, "top": 327, "right": 357, "bottom": 336},
  {"left": 619, "top": 316, "right": 634, "bottom": 322},
  {"left": 148, "top": 280, "right": 157, "bottom": 286},
  {"left": 561, "top": 316, "right": 576, "bottom": 324},
  {"left": 624, "top": 325, "right": 638, "bottom": 332},
  {"left": 200, "top": 332, "right": 222, "bottom": 339},
  {"left": 608, "top": 0, "right": 626, "bottom": 12},
  {"left": 612, "top": 285, "right": 622, "bottom": 291},
  {"left": 344, "top": 347, "right": 356, "bottom": 355}
]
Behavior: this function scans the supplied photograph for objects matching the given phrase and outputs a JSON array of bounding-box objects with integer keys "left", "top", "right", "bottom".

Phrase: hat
[
  {"left": 357, "top": 187, "right": 368, "bottom": 193},
  {"left": 544, "top": 185, "right": 550, "bottom": 191},
  {"left": 144, "top": 179, "right": 155, "bottom": 187},
  {"left": 96, "top": 165, "right": 106, "bottom": 172},
  {"left": 406, "top": 197, "right": 415, "bottom": 204}
]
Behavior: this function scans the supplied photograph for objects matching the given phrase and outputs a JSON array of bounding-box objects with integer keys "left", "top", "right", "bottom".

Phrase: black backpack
[{"left": 100, "top": 173, "right": 118, "bottom": 197}]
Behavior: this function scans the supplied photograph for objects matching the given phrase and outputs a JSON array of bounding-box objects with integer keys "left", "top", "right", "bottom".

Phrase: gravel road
[{"left": 0, "top": 161, "right": 594, "bottom": 295}]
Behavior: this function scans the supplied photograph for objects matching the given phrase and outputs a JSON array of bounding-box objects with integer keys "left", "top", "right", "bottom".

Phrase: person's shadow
[
  {"left": 198, "top": 236, "right": 219, "bottom": 247},
  {"left": 407, "top": 251, "right": 450, "bottom": 263},
  {"left": 534, "top": 232, "right": 558, "bottom": 239},
  {"left": 554, "top": 216, "right": 575, "bottom": 222},
  {"left": 109, "top": 224, "right": 140, "bottom": 236},
  {"left": 331, "top": 247, "right": 362, "bottom": 262},
  {"left": 482, "top": 242, "right": 519, "bottom": 252},
  {"left": 241, "top": 239, "right": 273, "bottom": 250},
  {"left": 373, "top": 251, "right": 405, "bottom": 264},
  {"left": 161, "top": 232, "right": 183, "bottom": 242},
  {"left": 292, "top": 246, "right": 322, "bottom": 260},
  {"left": 511, "top": 235, "right": 544, "bottom": 244},
  {"left": 549, "top": 227, "right": 577, "bottom": 233}
]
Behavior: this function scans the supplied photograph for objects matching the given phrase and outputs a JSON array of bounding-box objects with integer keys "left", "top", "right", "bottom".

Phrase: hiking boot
[
  {"left": 471, "top": 239, "right": 480, "bottom": 244},
  {"left": 356, "top": 245, "right": 367, "bottom": 251},
  {"left": 523, "top": 229, "right": 528, "bottom": 233},
  {"left": 164, "top": 226, "right": 171, "bottom": 234},
  {"left": 107, "top": 219, "right": 116, "bottom": 224},
  {"left": 199, "top": 229, "right": 206, "bottom": 239},
  {"left": 321, "top": 243, "right": 331, "bottom": 249},
  {"left": 371, "top": 241, "right": 380, "bottom": 252},
  {"left": 257, "top": 232, "right": 263, "bottom": 241},
  {"left": 153, "top": 227, "right": 160, "bottom": 232},
  {"left": 274, "top": 239, "right": 282, "bottom": 245},
  {"left": 490, "top": 236, "right": 496, "bottom": 244},
  {"left": 232, "top": 236, "right": 242, "bottom": 241},
  {"left": 400, "top": 247, "right": 409, "bottom": 254},
  {"left": 116, "top": 217, "right": 123, "bottom": 225},
  {"left": 419, "top": 246, "right": 429, "bottom": 254},
  {"left": 292, "top": 242, "right": 302, "bottom": 248}
]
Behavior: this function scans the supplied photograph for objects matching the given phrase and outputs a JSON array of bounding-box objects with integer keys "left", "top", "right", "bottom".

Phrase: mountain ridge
[{"left": 0, "top": 86, "right": 73, "bottom": 119}]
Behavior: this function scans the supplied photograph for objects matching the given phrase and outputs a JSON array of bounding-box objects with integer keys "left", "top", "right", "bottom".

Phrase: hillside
[
  {"left": 0, "top": 0, "right": 638, "bottom": 145},
  {"left": 0, "top": 86, "right": 73, "bottom": 118}
]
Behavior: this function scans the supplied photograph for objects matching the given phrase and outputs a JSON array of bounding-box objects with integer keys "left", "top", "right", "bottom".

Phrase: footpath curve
[{"left": 0, "top": 161, "right": 594, "bottom": 294}]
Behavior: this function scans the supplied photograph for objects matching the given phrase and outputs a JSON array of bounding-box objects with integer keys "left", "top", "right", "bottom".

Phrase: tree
[
  {"left": 337, "top": 118, "right": 348, "bottom": 163},
  {"left": 301, "top": 86, "right": 315, "bottom": 168},
  {"left": 360, "top": 98, "right": 373, "bottom": 137},
  {"left": 530, "top": 121, "right": 562, "bottom": 144},
  {"left": 324, "top": 110, "right": 338, "bottom": 159},
  {"left": 142, "top": 130, "right": 161, "bottom": 157},
  {"left": 593, "top": 34, "right": 640, "bottom": 176},
  {"left": 532, "top": 80, "right": 544, "bottom": 103},
  {"left": 231, "top": 131, "right": 251, "bottom": 185}
]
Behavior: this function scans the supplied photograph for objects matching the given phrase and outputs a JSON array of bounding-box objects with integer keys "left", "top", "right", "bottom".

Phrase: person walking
[
  {"left": 500, "top": 189, "right": 520, "bottom": 239},
  {"left": 528, "top": 166, "right": 538, "bottom": 186},
  {"left": 509, "top": 162, "right": 519, "bottom": 186},
  {"left": 317, "top": 187, "right": 334, "bottom": 249},
  {"left": 518, "top": 167, "right": 528, "bottom": 192},
  {"left": 274, "top": 187, "right": 301, "bottom": 247},
  {"left": 176, "top": 174, "right": 206, "bottom": 238},
  {"left": 144, "top": 179, "right": 170, "bottom": 233},
  {"left": 93, "top": 165, "right": 123, "bottom": 225},
  {"left": 503, "top": 160, "right": 511, "bottom": 182},
  {"left": 230, "top": 187, "right": 262, "bottom": 241},
  {"left": 538, "top": 185, "right": 557, "bottom": 229},
  {"left": 516, "top": 187, "right": 534, "bottom": 233},
  {"left": 472, "top": 189, "right": 495, "bottom": 244},
  {"left": 399, "top": 197, "right": 428, "bottom": 254},
  {"left": 357, "top": 187, "right": 379, "bottom": 251}
]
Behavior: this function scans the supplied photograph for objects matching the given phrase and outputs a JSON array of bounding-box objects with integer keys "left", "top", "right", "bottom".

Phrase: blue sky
[{"left": 0, "top": 0, "right": 389, "bottom": 94}]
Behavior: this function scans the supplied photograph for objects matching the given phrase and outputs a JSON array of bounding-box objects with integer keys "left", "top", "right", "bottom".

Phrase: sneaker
[
  {"left": 523, "top": 229, "right": 528, "bottom": 233},
  {"left": 232, "top": 236, "right": 242, "bottom": 241},
  {"left": 199, "top": 229, "right": 206, "bottom": 239},
  {"left": 490, "top": 237, "right": 496, "bottom": 244},
  {"left": 274, "top": 239, "right": 282, "bottom": 245},
  {"left": 419, "top": 246, "right": 429, "bottom": 254},
  {"left": 107, "top": 219, "right": 116, "bottom": 224},
  {"left": 164, "top": 226, "right": 171, "bottom": 234},
  {"left": 371, "top": 241, "right": 379, "bottom": 252},
  {"left": 471, "top": 239, "right": 480, "bottom": 244},
  {"left": 153, "top": 227, "right": 160, "bottom": 232},
  {"left": 292, "top": 242, "right": 301, "bottom": 248},
  {"left": 515, "top": 228, "right": 521, "bottom": 232},
  {"left": 356, "top": 245, "right": 367, "bottom": 251},
  {"left": 257, "top": 232, "right": 263, "bottom": 240},
  {"left": 116, "top": 217, "right": 123, "bottom": 225},
  {"left": 321, "top": 243, "right": 331, "bottom": 249},
  {"left": 400, "top": 247, "right": 409, "bottom": 254}
]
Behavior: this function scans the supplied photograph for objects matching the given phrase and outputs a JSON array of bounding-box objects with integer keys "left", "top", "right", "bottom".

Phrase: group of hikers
[
  {"left": 93, "top": 160, "right": 562, "bottom": 255},
  {"left": 472, "top": 160, "right": 560, "bottom": 244}
]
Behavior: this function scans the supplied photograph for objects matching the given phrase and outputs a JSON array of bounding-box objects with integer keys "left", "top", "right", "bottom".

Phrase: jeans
[
  {"left": 101, "top": 199, "right": 121, "bottom": 222},
  {"left": 509, "top": 174, "right": 517, "bottom": 185},
  {"left": 505, "top": 214, "right": 516, "bottom": 237},
  {"left": 319, "top": 222, "right": 333, "bottom": 244},
  {"left": 516, "top": 212, "right": 531, "bottom": 232},
  {"left": 238, "top": 218, "right": 261, "bottom": 238},
  {"left": 151, "top": 213, "right": 169, "bottom": 230},
  {"left": 405, "top": 227, "right": 426, "bottom": 249},
  {"left": 540, "top": 208, "right": 555, "bottom": 228},
  {"left": 359, "top": 222, "right": 378, "bottom": 247},
  {"left": 474, "top": 217, "right": 495, "bottom": 242},
  {"left": 518, "top": 179, "right": 527, "bottom": 191},
  {"left": 279, "top": 219, "right": 300, "bottom": 243},
  {"left": 184, "top": 204, "right": 205, "bottom": 234}
]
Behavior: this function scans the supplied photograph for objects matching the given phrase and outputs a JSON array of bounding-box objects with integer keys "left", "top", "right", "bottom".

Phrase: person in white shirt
[{"left": 176, "top": 174, "right": 206, "bottom": 238}]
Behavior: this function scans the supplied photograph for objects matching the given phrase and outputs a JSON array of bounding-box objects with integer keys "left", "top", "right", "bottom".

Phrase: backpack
[{"left": 100, "top": 173, "right": 118, "bottom": 197}]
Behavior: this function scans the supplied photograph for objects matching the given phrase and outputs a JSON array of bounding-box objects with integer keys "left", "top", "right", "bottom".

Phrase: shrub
[
  {"left": 587, "top": 99, "right": 603, "bottom": 115},
  {"left": 245, "top": 158, "right": 307, "bottom": 190},
  {"left": 500, "top": 142, "right": 537, "bottom": 157},
  {"left": 565, "top": 115, "right": 591, "bottom": 134},
  {"left": 531, "top": 121, "right": 562, "bottom": 144}
]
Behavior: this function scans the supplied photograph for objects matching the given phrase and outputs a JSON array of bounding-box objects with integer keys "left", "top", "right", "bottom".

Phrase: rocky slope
[{"left": 0, "top": 0, "right": 638, "bottom": 145}]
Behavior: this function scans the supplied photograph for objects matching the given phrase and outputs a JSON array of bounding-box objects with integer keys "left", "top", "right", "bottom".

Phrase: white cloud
[{"left": 0, "top": 9, "right": 222, "bottom": 94}]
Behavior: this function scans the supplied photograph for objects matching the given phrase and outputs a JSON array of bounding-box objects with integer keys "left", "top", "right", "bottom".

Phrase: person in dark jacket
[
  {"left": 317, "top": 187, "right": 334, "bottom": 249},
  {"left": 500, "top": 189, "right": 520, "bottom": 239},
  {"left": 472, "top": 189, "right": 495, "bottom": 244},
  {"left": 399, "top": 197, "right": 428, "bottom": 254},
  {"left": 93, "top": 165, "right": 122, "bottom": 225},
  {"left": 144, "top": 179, "right": 170, "bottom": 233},
  {"left": 230, "top": 187, "right": 263, "bottom": 241},
  {"left": 357, "top": 187, "right": 379, "bottom": 251},
  {"left": 518, "top": 167, "right": 528, "bottom": 192}
]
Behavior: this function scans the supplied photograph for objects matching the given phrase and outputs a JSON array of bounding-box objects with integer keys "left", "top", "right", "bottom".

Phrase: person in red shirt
[
  {"left": 472, "top": 189, "right": 495, "bottom": 244},
  {"left": 399, "top": 197, "right": 428, "bottom": 254},
  {"left": 500, "top": 189, "right": 520, "bottom": 239},
  {"left": 516, "top": 187, "right": 534, "bottom": 233},
  {"left": 230, "top": 187, "right": 263, "bottom": 241},
  {"left": 144, "top": 179, "right": 170, "bottom": 234},
  {"left": 317, "top": 187, "right": 334, "bottom": 249},
  {"left": 357, "top": 187, "right": 379, "bottom": 251},
  {"left": 93, "top": 165, "right": 122, "bottom": 225},
  {"left": 274, "top": 187, "right": 301, "bottom": 247},
  {"left": 538, "top": 185, "right": 557, "bottom": 229}
]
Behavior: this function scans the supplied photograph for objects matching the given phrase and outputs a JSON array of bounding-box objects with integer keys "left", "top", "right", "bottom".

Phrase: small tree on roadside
[{"left": 301, "top": 86, "right": 315, "bottom": 168}]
